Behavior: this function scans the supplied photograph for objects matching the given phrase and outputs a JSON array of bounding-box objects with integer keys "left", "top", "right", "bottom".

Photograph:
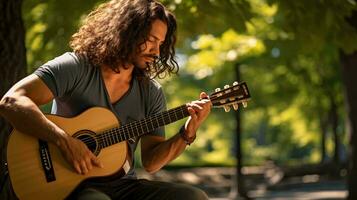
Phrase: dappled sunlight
[
  {"left": 8, "top": 0, "right": 355, "bottom": 198},
  {"left": 185, "top": 29, "right": 265, "bottom": 79}
]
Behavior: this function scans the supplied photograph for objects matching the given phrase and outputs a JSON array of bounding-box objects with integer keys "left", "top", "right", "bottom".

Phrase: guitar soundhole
[{"left": 74, "top": 130, "right": 100, "bottom": 156}]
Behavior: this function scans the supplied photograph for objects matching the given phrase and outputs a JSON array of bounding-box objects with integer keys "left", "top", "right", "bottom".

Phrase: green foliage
[
  {"left": 23, "top": 0, "right": 353, "bottom": 167},
  {"left": 266, "top": 0, "right": 357, "bottom": 54},
  {"left": 23, "top": 0, "right": 102, "bottom": 71},
  {"left": 161, "top": 0, "right": 351, "bottom": 166}
]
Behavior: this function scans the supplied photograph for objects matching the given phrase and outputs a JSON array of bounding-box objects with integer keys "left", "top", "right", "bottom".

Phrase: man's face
[{"left": 134, "top": 19, "right": 168, "bottom": 69}]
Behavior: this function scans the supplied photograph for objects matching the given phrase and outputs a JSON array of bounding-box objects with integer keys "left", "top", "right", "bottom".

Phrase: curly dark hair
[{"left": 70, "top": 0, "right": 178, "bottom": 78}]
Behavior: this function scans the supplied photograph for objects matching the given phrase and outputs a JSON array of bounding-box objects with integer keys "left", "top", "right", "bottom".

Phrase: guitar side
[{"left": 6, "top": 107, "right": 128, "bottom": 200}]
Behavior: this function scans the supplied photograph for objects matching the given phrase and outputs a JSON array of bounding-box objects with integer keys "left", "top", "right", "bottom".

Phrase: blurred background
[{"left": 1, "top": 0, "right": 357, "bottom": 199}]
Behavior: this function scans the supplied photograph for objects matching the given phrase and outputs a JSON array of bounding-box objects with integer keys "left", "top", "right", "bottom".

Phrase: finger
[
  {"left": 201, "top": 97, "right": 213, "bottom": 108},
  {"left": 196, "top": 99, "right": 212, "bottom": 110},
  {"left": 190, "top": 103, "right": 203, "bottom": 111},
  {"left": 193, "top": 99, "right": 212, "bottom": 109},
  {"left": 85, "top": 156, "right": 93, "bottom": 171},
  {"left": 188, "top": 107, "right": 198, "bottom": 120},
  {"left": 73, "top": 161, "right": 82, "bottom": 174},
  {"left": 203, "top": 100, "right": 213, "bottom": 109},
  {"left": 80, "top": 160, "right": 89, "bottom": 174},
  {"left": 196, "top": 99, "right": 212, "bottom": 107},
  {"left": 200, "top": 92, "right": 208, "bottom": 99},
  {"left": 91, "top": 155, "right": 104, "bottom": 168}
]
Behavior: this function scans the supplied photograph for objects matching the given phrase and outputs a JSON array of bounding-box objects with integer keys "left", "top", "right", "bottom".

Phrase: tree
[
  {"left": 264, "top": 0, "right": 357, "bottom": 197},
  {"left": 340, "top": 10, "right": 357, "bottom": 199},
  {"left": 0, "top": 0, "right": 26, "bottom": 199},
  {"left": 166, "top": 0, "right": 355, "bottom": 197}
]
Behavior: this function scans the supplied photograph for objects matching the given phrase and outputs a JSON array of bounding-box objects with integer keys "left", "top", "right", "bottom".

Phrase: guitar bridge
[{"left": 39, "top": 140, "right": 56, "bottom": 182}]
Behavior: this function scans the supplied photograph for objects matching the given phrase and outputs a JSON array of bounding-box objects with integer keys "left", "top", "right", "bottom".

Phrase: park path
[{"left": 136, "top": 167, "right": 347, "bottom": 200}]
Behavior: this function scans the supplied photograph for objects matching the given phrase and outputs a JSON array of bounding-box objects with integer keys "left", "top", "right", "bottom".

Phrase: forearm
[
  {"left": 0, "top": 93, "right": 66, "bottom": 145},
  {"left": 142, "top": 132, "right": 190, "bottom": 173}
]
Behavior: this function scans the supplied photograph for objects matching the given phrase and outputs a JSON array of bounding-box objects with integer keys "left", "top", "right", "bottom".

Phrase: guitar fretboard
[{"left": 98, "top": 104, "right": 189, "bottom": 147}]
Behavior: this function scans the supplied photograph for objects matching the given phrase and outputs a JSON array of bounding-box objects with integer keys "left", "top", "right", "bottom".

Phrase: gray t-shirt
[{"left": 34, "top": 52, "right": 166, "bottom": 178}]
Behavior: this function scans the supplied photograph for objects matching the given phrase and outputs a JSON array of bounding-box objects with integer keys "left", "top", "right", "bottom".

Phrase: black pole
[{"left": 234, "top": 63, "right": 250, "bottom": 199}]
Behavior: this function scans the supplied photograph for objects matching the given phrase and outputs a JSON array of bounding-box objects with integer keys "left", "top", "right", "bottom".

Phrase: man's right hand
[{"left": 56, "top": 135, "right": 103, "bottom": 174}]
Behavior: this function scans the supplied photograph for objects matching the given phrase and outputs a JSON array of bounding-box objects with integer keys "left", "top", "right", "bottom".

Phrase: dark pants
[{"left": 71, "top": 179, "right": 209, "bottom": 200}]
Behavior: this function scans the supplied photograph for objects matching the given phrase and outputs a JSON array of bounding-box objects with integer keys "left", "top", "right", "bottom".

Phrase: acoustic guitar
[{"left": 6, "top": 81, "right": 250, "bottom": 200}]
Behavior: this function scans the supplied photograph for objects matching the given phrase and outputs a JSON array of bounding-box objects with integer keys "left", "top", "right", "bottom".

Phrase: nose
[{"left": 150, "top": 42, "right": 160, "bottom": 57}]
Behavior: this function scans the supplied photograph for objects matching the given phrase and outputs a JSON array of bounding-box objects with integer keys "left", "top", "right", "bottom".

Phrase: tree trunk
[
  {"left": 330, "top": 96, "right": 340, "bottom": 166},
  {"left": 342, "top": 50, "right": 357, "bottom": 200},
  {"left": 0, "top": 0, "right": 27, "bottom": 198},
  {"left": 341, "top": 10, "right": 357, "bottom": 200},
  {"left": 234, "top": 63, "right": 250, "bottom": 199},
  {"left": 320, "top": 116, "right": 328, "bottom": 163}
]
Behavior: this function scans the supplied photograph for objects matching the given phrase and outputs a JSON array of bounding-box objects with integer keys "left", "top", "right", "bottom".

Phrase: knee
[
  {"left": 189, "top": 187, "right": 209, "bottom": 200},
  {"left": 75, "top": 188, "right": 111, "bottom": 200},
  {"left": 172, "top": 185, "right": 208, "bottom": 200}
]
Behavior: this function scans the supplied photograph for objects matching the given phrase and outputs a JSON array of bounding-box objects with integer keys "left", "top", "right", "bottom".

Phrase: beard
[{"left": 133, "top": 54, "right": 158, "bottom": 71}]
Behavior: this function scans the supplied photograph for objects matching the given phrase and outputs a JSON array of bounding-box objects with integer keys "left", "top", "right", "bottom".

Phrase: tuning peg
[
  {"left": 224, "top": 105, "right": 231, "bottom": 112},
  {"left": 215, "top": 88, "right": 221, "bottom": 92},
  {"left": 224, "top": 85, "right": 230, "bottom": 89},
  {"left": 242, "top": 101, "right": 248, "bottom": 108},
  {"left": 233, "top": 103, "right": 239, "bottom": 110},
  {"left": 233, "top": 81, "right": 239, "bottom": 86}
]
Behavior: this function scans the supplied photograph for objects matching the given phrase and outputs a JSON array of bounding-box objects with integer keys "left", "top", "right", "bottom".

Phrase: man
[{"left": 0, "top": 0, "right": 211, "bottom": 199}]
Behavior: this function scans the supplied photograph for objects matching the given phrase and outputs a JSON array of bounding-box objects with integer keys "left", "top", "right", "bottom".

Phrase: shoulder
[
  {"left": 137, "top": 77, "right": 163, "bottom": 93},
  {"left": 137, "top": 78, "right": 165, "bottom": 104},
  {"left": 145, "top": 79, "right": 164, "bottom": 99},
  {"left": 45, "top": 52, "right": 85, "bottom": 67},
  {"left": 148, "top": 79, "right": 162, "bottom": 91},
  {"left": 38, "top": 52, "right": 91, "bottom": 77}
]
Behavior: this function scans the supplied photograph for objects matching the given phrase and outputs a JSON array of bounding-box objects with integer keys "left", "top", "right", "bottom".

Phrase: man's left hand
[{"left": 184, "top": 92, "right": 212, "bottom": 138}]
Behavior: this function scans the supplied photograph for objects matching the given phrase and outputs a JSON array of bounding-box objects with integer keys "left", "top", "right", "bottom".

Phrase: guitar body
[{"left": 6, "top": 107, "right": 128, "bottom": 200}]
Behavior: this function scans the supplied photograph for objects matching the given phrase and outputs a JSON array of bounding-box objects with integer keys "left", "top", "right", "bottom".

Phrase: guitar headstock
[{"left": 209, "top": 81, "right": 251, "bottom": 112}]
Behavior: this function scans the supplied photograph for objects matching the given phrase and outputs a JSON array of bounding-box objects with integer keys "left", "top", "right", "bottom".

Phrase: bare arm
[
  {"left": 0, "top": 74, "right": 102, "bottom": 174},
  {"left": 141, "top": 92, "right": 212, "bottom": 173},
  {"left": 0, "top": 74, "right": 64, "bottom": 143}
]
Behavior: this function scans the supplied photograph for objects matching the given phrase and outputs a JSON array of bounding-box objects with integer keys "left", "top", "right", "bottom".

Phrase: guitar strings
[
  {"left": 78, "top": 107, "right": 185, "bottom": 146},
  {"left": 97, "top": 105, "right": 187, "bottom": 146},
  {"left": 72, "top": 95, "right": 223, "bottom": 146},
  {"left": 76, "top": 105, "right": 189, "bottom": 146}
]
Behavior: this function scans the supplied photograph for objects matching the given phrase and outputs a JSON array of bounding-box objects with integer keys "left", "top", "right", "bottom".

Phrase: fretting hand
[{"left": 184, "top": 92, "right": 212, "bottom": 138}]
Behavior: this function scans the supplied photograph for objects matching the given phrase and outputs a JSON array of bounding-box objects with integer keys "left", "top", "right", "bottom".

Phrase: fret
[
  {"left": 129, "top": 123, "right": 134, "bottom": 138},
  {"left": 173, "top": 107, "right": 178, "bottom": 121},
  {"left": 119, "top": 127, "right": 124, "bottom": 142},
  {"left": 167, "top": 112, "right": 172, "bottom": 123},
  {"left": 109, "top": 131, "right": 113, "bottom": 145},
  {"left": 149, "top": 117, "right": 155, "bottom": 131},
  {"left": 131, "top": 124, "right": 135, "bottom": 139},
  {"left": 169, "top": 110, "right": 175, "bottom": 123},
  {"left": 107, "top": 132, "right": 112, "bottom": 146},
  {"left": 125, "top": 125, "right": 130, "bottom": 141},
  {"left": 144, "top": 120, "right": 150, "bottom": 133},
  {"left": 139, "top": 121, "right": 145, "bottom": 135},
  {"left": 159, "top": 112, "right": 165, "bottom": 126},
  {"left": 114, "top": 129, "right": 119, "bottom": 143},
  {"left": 145, "top": 117, "right": 153, "bottom": 133},
  {"left": 180, "top": 106, "right": 185, "bottom": 118},
  {"left": 99, "top": 135, "right": 104, "bottom": 148},
  {"left": 134, "top": 122, "right": 139, "bottom": 137},
  {"left": 98, "top": 104, "right": 190, "bottom": 149},
  {"left": 155, "top": 116, "right": 160, "bottom": 129},
  {"left": 111, "top": 130, "right": 116, "bottom": 144},
  {"left": 103, "top": 134, "right": 108, "bottom": 147}
]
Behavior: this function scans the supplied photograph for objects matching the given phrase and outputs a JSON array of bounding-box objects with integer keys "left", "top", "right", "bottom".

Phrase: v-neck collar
[{"left": 99, "top": 68, "right": 136, "bottom": 106}]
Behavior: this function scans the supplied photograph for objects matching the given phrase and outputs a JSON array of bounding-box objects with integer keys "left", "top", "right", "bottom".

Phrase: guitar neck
[
  {"left": 99, "top": 104, "right": 189, "bottom": 147},
  {"left": 97, "top": 81, "right": 251, "bottom": 148}
]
